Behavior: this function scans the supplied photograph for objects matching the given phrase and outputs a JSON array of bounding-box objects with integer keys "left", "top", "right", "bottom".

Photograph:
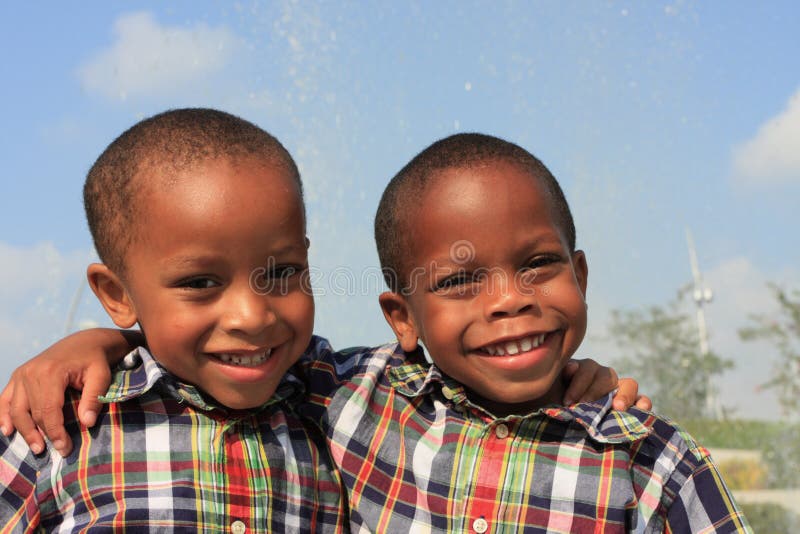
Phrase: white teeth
[
  {"left": 482, "top": 333, "right": 548, "bottom": 357},
  {"left": 215, "top": 349, "right": 271, "bottom": 367}
]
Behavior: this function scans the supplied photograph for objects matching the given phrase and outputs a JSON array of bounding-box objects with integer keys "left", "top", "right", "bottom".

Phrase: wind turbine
[{"left": 686, "top": 228, "right": 720, "bottom": 419}]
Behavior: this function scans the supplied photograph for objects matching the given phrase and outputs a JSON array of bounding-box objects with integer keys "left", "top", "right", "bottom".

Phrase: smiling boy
[
  {"left": 297, "top": 133, "right": 752, "bottom": 531},
  {"left": 380, "top": 156, "right": 589, "bottom": 415},
  {"left": 0, "top": 109, "right": 345, "bottom": 531}
]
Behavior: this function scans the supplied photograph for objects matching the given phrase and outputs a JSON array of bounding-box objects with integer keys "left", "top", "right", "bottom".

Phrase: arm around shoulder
[{"left": 0, "top": 328, "right": 141, "bottom": 457}]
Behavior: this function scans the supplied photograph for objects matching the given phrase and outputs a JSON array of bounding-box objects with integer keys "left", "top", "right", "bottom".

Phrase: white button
[
  {"left": 495, "top": 424, "right": 509, "bottom": 439},
  {"left": 441, "top": 386, "right": 454, "bottom": 400},
  {"left": 231, "top": 520, "right": 246, "bottom": 534},
  {"left": 121, "top": 352, "right": 141, "bottom": 370},
  {"left": 472, "top": 516, "right": 488, "bottom": 533}
]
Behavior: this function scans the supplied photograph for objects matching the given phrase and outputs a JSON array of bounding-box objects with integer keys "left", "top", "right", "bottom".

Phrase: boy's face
[
  {"left": 110, "top": 157, "right": 313, "bottom": 409},
  {"left": 385, "top": 161, "right": 588, "bottom": 414}
]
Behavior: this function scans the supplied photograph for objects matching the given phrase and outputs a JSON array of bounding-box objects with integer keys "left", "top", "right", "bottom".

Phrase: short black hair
[
  {"left": 374, "top": 133, "right": 575, "bottom": 292},
  {"left": 84, "top": 108, "right": 302, "bottom": 276}
]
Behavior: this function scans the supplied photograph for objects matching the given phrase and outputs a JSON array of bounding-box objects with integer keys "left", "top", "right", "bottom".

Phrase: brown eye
[
  {"left": 525, "top": 255, "right": 560, "bottom": 270},
  {"left": 262, "top": 264, "right": 301, "bottom": 280},
  {"left": 185, "top": 278, "right": 217, "bottom": 289}
]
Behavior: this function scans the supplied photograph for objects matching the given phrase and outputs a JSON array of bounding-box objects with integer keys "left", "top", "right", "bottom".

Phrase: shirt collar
[
  {"left": 387, "top": 344, "right": 651, "bottom": 444},
  {"left": 99, "top": 346, "right": 305, "bottom": 412}
]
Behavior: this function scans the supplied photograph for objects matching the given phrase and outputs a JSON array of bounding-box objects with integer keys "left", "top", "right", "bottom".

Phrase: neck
[{"left": 467, "top": 380, "right": 565, "bottom": 418}]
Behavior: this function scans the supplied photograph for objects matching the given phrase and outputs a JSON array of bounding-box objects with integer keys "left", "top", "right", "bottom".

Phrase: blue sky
[{"left": 1, "top": 2, "right": 798, "bottom": 419}]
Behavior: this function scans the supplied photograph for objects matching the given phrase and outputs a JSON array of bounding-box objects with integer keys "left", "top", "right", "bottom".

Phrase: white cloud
[
  {"left": 584, "top": 254, "right": 798, "bottom": 420},
  {"left": 732, "top": 88, "right": 800, "bottom": 186},
  {"left": 77, "top": 12, "right": 237, "bottom": 100},
  {"left": 0, "top": 242, "right": 88, "bottom": 303},
  {"left": 700, "top": 257, "right": 797, "bottom": 419},
  {"left": 0, "top": 242, "right": 107, "bottom": 384}
]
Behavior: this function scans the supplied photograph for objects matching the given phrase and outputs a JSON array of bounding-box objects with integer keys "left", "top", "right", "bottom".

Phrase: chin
[{"left": 211, "top": 393, "right": 270, "bottom": 410}]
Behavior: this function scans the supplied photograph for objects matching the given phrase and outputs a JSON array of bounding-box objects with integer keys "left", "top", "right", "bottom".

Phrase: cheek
[
  {"left": 281, "top": 292, "right": 315, "bottom": 336},
  {"left": 138, "top": 303, "right": 215, "bottom": 347},
  {"left": 417, "top": 300, "right": 466, "bottom": 349}
]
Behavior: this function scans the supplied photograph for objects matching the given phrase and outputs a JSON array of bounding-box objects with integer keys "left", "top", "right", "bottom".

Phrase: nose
[
  {"left": 220, "top": 283, "right": 277, "bottom": 336},
  {"left": 484, "top": 271, "right": 539, "bottom": 319}
]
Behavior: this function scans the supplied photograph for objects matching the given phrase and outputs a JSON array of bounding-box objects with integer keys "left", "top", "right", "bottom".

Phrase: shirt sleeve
[
  {"left": 0, "top": 432, "right": 45, "bottom": 533},
  {"left": 664, "top": 453, "right": 753, "bottom": 533}
]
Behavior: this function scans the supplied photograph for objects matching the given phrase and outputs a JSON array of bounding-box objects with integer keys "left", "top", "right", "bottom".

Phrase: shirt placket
[
  {"left": 220, "top": 417, "right": 258, "bottom": 533},
  {"left": 461, "top": 419, "right": 517, "bottom": 534}
]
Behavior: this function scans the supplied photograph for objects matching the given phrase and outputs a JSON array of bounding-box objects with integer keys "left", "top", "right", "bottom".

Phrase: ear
[
  {"left": 86, "top": 263, "right": 138, "bottom": 328},
  {"left": 378, "top": 291, "right": 420, "bottom": 352},
  {"left": 572, "top": 250, "right": 589, "bottom": 300}
]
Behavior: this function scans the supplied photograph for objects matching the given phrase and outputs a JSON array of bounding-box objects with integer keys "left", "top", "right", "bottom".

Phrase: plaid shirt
[
  {"left": 0, "top": 344, "right": 346, "bottom": 533},
  {"left": 303, "top": 340, "right": 752, "bottom": 533}
]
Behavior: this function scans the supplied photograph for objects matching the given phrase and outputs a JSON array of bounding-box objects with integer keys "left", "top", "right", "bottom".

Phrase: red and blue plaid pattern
[
  {"left": 0, "top": 343, "right": 346, "bottom": 533},
  {"left": 304, "top": 340, "right": 752, "bottom": 533}
]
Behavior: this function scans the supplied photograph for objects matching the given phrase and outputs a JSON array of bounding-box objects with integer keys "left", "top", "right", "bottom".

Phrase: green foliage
[
  {"left": 680, "top": 419, "right": 784, "bottom": 449},
  {"left": 759, "top": 423, "right": 800, "bottom": 489},
  {"left": 740, "top": 502, "right": 799, "bottom": 533},
  {"left": 682, "top": 418, "right": 800, "bottom": 490},
  {"left": 716, "top": 458, "right": 767, "bottom": 490},
  {"left": 608, "top": 294, "right": 733, "bottom": 420},
  {"left": 739, "top": 284, "right": 800, "bottom": 418}
]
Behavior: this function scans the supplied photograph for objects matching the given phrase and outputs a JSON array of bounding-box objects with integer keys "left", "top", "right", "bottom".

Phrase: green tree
[
  {"left": 739, "top": 284, "right": 800, "bottom": 418},
  {"left": 608, "top": 293, "right": 733, "bottom": 420}
]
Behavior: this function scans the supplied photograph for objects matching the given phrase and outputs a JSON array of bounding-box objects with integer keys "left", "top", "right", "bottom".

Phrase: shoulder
[
  {"left": 624, "top": 408, "right": 710, "bottom": 466},
  {"left": 571, "top": 403, "right": 712, "bottom": 473},
  {"left": 303, "top": 336, "right": 407, "bottom": 382},
  {"left": 612, "top": 408, "right": 725, "bottom": 505}
]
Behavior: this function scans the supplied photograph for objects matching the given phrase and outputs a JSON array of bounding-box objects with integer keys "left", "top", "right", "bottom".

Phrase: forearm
[{"left": 76, "top": 328, "right": 144, "bottom": 366}]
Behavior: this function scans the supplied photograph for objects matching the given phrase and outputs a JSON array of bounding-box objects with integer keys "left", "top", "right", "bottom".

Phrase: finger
[
  {"left": 561, "top": 360, "right": 579, "bottom": 380},
  {"left": 634, "top": 394, "right": 653, "bottom": 411},
  {"left": 8, "top": 383, "right": 45, "bottom": 455},
  {"left": 612, "top": 377, "right": 638, "bottom": 410},
  {"left": 33, "top": 400, "right": 70, "bottom": 457},
  {"left": 561, "top": 358, "right": 599, "bottom": 405},
  {"left": 21, "top": 363, "right": 73, "bottom": 451},
  {"left": 0, "top": 380, "right": 16, "bottom": 436},
  {"left": 76, "top": 364, "right": 112, "bottom": 428},
  {"left": 580, "top": 365, "right": 618, "bottom": 403}
]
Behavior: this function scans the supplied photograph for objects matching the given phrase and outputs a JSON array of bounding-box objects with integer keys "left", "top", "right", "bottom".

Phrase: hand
[
  {"left": 561, "top": 358, "right": 651, "bottom": 410},
  {"left": 0, "top": 329, "right": 139, "bottom": 457},
  {"left": 614, "top": 378, "right": 652, "bottom": 411}
]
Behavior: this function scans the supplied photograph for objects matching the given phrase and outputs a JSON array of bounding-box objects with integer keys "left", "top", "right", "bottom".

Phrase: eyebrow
[
  {"left": 162, "top": 243, "right": 307, "bottom": 268},
  {"left": 427, "top": 234, "right": 565, "bottom": 264},
  {"left": 161, "top": 255, "right": 223, "bottom": 270}
]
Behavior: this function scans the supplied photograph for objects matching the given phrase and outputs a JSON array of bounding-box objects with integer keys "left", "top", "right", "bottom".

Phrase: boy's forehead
[
  {"left": 422, "top": 161, "right": 551, "bottom": 215},
  {"left": 131, "top": 156, "right": 306, "bottom": 232},
  {"left": 401, "top": 162, "right": 560, "bottom": 254},
  {"left": 135, "top": 155, "right": 301, "bottom": 198}
]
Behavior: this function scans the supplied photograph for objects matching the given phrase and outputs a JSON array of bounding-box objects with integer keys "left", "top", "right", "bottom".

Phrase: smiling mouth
[
  {"left": 213, "top": 349, "right": 272, "bottom": 367},
  {"left": 478, "top": 333, "right": 547, "bottom": 356}
]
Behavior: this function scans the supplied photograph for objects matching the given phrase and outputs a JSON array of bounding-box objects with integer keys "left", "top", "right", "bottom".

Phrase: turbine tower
[{"left": 686, "top": 228, "right": 720, "bottom": 419}]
